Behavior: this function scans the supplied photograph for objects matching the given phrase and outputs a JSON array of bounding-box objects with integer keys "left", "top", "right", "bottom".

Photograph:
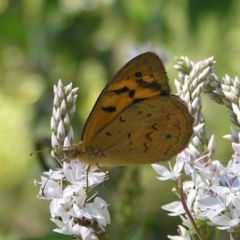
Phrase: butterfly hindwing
[{"left": 89, "top": 96, "right": 194, "bottom": 165}]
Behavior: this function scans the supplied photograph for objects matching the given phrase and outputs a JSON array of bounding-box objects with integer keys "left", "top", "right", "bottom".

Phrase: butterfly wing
[
  {"left": 82, "top": 52, "right": 171, "bottom": 146},
  {"left": 88, "top": 96, "right": 194, "bottom": 166}
]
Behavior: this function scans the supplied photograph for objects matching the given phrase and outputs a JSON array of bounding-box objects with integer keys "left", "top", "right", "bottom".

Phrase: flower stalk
[
  {"left": 153, "top": 56, "right": 240, "bottom": 240},
  {"left": 36, "top": 80, "right": 110, "bottom": 240}
]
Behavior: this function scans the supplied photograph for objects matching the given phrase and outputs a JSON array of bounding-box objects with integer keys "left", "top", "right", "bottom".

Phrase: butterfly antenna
[
  {"left": 30, "top": 149, "right": 51, "bottom": 156},
  {"left": 33, "top": 137, "right": 55, "bottom": 170},
  {"left": 31, "top": 145, "right": 65, "bottom": 156}
]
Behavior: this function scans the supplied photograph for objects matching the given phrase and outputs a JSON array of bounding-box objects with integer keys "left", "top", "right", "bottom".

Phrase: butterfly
[{"left": 67, "top": 52, "right": 194, "bottom": 166}]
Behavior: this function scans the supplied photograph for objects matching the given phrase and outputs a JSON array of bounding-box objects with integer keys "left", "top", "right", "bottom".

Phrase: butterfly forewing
[{"left": 82, "top": 52, "right": 171, "bottom": 146}]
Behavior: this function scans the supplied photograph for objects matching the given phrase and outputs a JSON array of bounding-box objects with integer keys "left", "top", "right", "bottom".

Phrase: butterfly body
[{"left": 69, "top": 52, "right": 194, "bottom": 166}]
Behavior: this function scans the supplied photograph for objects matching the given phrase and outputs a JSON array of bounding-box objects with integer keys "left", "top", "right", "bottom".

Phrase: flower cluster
[
  {"left": 35, "top": 80, "right": 110, "bottom": 240},
  {"left": 152, "top": 57, "right": 240, "bottom": 240}
]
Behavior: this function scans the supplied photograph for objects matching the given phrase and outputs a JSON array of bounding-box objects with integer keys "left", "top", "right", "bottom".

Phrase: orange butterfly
[{"left": 67, "top": 52, "right": 194, "bottom": 166}]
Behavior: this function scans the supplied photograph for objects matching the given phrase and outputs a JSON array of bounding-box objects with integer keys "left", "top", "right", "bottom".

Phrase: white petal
[
  {"left": 232, "top": 142, "right": 240, "bottom": 154},
  {"left": 232, "top": 176, "right": 240, "bottom": 189},
  {"left": 94, "top": 197, "right": 110, "bottom": 225},
  {"left": 232, "top": 196, "right": 240, "bottom": 210},
  {"left": 57, "top": 120, "right": 65, "bottom": 141},
  {"left": 40, "top": 177, "right": 62, "bottom": 198},
  {"left": 229, "top": 218, "right": 240, "bottom": 227},
  {"left": 223, "top": 134, "right": 233, "bottom": 141},
  {"left": 208, "top": 135, "right": 216, "bottom": 155},
  {"left": 197, "top": 197, "right": 222, "bottom": 208},
  {"left": 50, "top": 199, "right": 66, "bottom": 218},
  {"left": 168, "top": 225, "right": 191, "bottom": 240},
  {"left": 152, "top": 164, "right": 178, "bottom": 180},
  {"left": 78, "top": 226, "right": 98, "bottom": 240},
  {"left": 162, "top": 201, "right": 184, "bottom": 216},
  {"left": 210, "top": 215, "right": 230, "bottom": 226}
]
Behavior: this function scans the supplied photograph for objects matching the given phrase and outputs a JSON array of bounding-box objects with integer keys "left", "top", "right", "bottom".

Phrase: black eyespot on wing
[
  {"left": 134, "top": 71, "right": 143, "bottom": 78},
  {"left": 165, "top": 134, "right": 172, "bottom": 140}
]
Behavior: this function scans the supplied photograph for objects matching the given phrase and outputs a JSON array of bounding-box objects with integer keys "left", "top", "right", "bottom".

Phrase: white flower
[
  {"left": 88, "top": 197, "right": 111, "bottom": 229},
  {"left": 197, "top": 196, "right": 225, "bottom": 219},
  {"left": 72, "top": 225, "right": 98, "bottom": 240},
  {"left": 209, "top": 215, "right": 240, "bottom": 230},
  {"left": 152, "top": 160, "right": 184, "bottom": 181},
  {"left": 227, "top": 155, "right": 240, "bottom": 174},
  {"left": 37, "top": 175, "right": 63, "bottom": 199},
  {"left": 168, "top": 225, "right": 191, "bottom": 240},
  {"left": 162, "top": 201, "right": 185, "bottom": 216},
  {"left": 52, "top": 218, "right": 98, "bottom": 239}
]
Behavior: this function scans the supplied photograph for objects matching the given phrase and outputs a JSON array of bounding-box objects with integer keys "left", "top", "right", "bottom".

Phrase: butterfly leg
[
  {"left": 83, "top": 165, "right": 91, "bottom": 206},
  {"left": 96, "top": 163, "right": 109, "bottom": 188},
  {"left": 86, "top": 164, "right": 91, "bottom": 192}
]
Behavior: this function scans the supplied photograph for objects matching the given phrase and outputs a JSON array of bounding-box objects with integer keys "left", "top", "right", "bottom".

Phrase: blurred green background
[{"left": 0, "top": 0, "right": 239, "bottom": 239}]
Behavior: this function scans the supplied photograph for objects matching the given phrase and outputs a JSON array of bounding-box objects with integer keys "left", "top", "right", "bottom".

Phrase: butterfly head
[{"left": 62, "top": 141, "right": 86, "bottom": 162}]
